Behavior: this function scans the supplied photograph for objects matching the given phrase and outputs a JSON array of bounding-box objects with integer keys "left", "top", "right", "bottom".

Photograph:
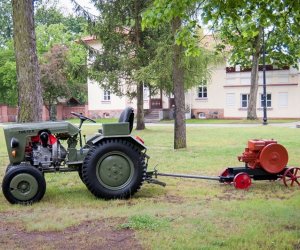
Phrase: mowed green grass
[
  {"left": 0, "top": 124, "right": 300, "bottom": 249},
  {"left": 67, "top": 117, "right": 299, "bottom": 124}
]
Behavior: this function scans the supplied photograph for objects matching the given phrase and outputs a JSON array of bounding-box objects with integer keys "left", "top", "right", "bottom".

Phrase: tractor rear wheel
[
  {"left": 82, "top": 139, "right": 146, "bottom": 199},
  {"left": 2, "top": 164, "right": 46, "bottom": 204},
  {"left": 78, "top": 165, "right": 86, "bottom": 184}
]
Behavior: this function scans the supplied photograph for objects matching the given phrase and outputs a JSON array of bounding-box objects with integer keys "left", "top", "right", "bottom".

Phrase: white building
[{"left": 83, "top": 36, "right": 300, "bottom": 119}]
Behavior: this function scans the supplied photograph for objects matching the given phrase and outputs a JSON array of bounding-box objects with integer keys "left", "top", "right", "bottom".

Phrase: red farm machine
[{"left": 150, "top": 139, "right": 300, "bottom": 189}]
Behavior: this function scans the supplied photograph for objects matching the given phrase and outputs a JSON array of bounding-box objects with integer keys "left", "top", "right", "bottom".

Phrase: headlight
[{"left": 10, "top": 137, "right": 19, "bottom": 148}]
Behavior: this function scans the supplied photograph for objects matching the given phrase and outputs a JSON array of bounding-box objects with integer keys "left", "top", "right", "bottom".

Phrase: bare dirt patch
[
  {"left": 0, "top": 216, "right": 142, "bottom": 250},
  {"left": 152, "top": 194, "right": 185, "bottom": 204}
]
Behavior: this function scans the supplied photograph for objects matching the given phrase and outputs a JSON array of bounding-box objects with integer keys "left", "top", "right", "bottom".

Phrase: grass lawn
[
  {"left": 0, "top": 124, "right": 299, "bottom": 249},
  {"left": 67, "top": 117, "right": 300, "bottom": 125},
  {"left": 163, "top": 118, "right": 300, "bottom": 124}
]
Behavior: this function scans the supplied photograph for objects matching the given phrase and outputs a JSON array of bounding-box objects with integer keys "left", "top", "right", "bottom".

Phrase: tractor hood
[
  {"left": 3, "top": 121, "right": 80, "bottom": 164},
  {"left": 3, "top": 121, "right": 79, "bottom": 137}
]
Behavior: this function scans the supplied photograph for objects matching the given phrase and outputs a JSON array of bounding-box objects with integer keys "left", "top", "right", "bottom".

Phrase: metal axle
[{"left": 156, "top": 172, "right": 220, "bottom": 181}]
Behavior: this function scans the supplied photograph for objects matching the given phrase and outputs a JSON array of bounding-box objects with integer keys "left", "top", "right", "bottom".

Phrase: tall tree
[
  {"left": 135, "top": 28, "right": 216, "bottom": 95},
  {"left": 142, "top": 0, "right": 199, "bottom": 149},
  {"left": 35, "top": 4, "right": 64, "bottom": 26},
  {"left": 12, "top": 0, "right": 43, "bottom": 122},
  {"left": 0, "top": 1, "right": 13, "bottom": 47},
  {"left": 87, "top": 0, "right": 160, "bottom": 130},
  {"left": 35, "top": 3, "right": 87, "bottom": 35},
  {"left": 0, "top": 41, "right": 17, "bottom": 105},
  {"left": 202, "top": 0, "right": 300, "bottom": 119},
  {"left": 171, "top": 16, "right": 186, "bottom": 149},
  {"left": 40, "top": 45, "right": 71, "bottom": 120}
]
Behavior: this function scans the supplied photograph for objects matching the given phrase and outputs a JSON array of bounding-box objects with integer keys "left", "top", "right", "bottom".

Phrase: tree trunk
[
  {"left": 12, "top": 0, "right": 43, "bottom": 122},
  {"left": 136, "top": 82, "right": 145, "bottom": 130},
  {"left": 172, "top": 17, "right": 186, "bottom": 149},
  {"left": 49, "top": 104, "right": 57, "bottom": 121},
  {"left": 247, "top": 27, "right": 263, "bottom": 120},
  {"left": 134, "top": 0, "right": 145, "bottom": 130}
]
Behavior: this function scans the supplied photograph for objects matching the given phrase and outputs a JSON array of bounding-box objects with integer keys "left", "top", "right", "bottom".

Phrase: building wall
[
  {"left": 84, "top": 38, "right": 300, "bottom": 119},
  {"left": 189, "top": 66, "right": 226, "bottom": 119},
  {"left": 189, "top": 65, "right": 300, "bottom": 119},
  {"left": 0, "top": 104, "right": 87, "bottom": 122},
  {"left": 223, "top": 68, "right": 299, "bottom": 118}
]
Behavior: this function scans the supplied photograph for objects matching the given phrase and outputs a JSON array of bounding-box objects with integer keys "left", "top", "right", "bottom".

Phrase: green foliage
[
  {"left": 0, "top": 1, "right": 88, "bottom": 107},
  {"left": 35, "top": 18, "right": 88, "bottom": 104},
  {"left": 35, "top": 4, "right": 87, "bottom": 35},
  {"left": 202, "top": 0, "right": 300, "bottom": 68},
  {"left": 35, "top": 5, "right": 65, "bottom": 26},
  {"left": 40, "top": 42, "right": 88, "bottom": 109},
  {"left": 0, "top": 6, "right": 15, "bottom": 103},
  {"left": 40, "top": 45, "right": 71, "bottom": 107},
  {"left": 135, "top": 29, "right": 220, "bottom": 93},
  {"left": 66, "top": 44, "right": 88, "bottom": 103},
  {"left": 36, "top": 23, "right": 75, "bottom": 55},
  {"left": 142, "top": 0, "right": 200, "bottom": 56},
  {"left": 202, "top": 0, "right": 300, "bottom": 120},
  {"left": 88, "top": 0, "right": 159, "bottom": 98},
  {"left": 120, "top": 215, "right": 170, "bottom": 230},
  {"left": 0, "top": 1, "right": 13, "bottom": 47},
  {"left": 0, "top": 41, "right": 17, "bottom": 105}
]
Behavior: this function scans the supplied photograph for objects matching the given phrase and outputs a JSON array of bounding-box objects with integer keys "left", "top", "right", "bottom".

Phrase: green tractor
[{"left": 2, "top": 107, "right": 149, "bottom": 204}]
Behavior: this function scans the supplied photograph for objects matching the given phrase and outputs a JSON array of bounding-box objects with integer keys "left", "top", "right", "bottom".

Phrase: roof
[{"left": 80, "top": 35, "right": 97, "bottom": 43}]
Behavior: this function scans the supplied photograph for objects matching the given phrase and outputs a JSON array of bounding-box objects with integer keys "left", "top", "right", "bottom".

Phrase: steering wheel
[{"left": 71, "top": 112, "right": 96, "bottom": 123}]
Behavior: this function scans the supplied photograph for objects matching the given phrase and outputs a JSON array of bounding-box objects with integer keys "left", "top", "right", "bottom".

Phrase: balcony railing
[{"left": 226, "top": 65, "right": 289, "bottom": 73}]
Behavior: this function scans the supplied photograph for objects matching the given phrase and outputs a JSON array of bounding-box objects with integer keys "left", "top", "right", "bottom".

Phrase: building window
[
  {"left": 198, "top": 81, "right": 207, "bottom": 98},
  {"left": 240, "top": 94, "right": 249, "bottom": 108},
  {"left": 103, "top": 90, "right": 111, "bottom": 101},
  {"left": 260, "top": 93, "right": 272, "bottom": 108},
  {"left": 278, "top": 92, "right": 288, "bottom": 107}
]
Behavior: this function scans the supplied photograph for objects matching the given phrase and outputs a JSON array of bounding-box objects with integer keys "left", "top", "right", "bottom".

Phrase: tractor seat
[{"left": 119, "top": 107, "right": 134, "bottom": 133}]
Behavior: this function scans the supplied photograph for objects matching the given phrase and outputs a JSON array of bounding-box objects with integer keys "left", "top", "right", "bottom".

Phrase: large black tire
[
  {"left": 5, "top": 164, "right": 14, "bottom": 173},
  {"left": 2, "top": 164, "right": 46, "bottom": 205},
  {"left": 82, "top": 139, "right": 147, "bottom": 199},
  {"left": 78, "top": 165, "right": 85, "bottom": 184}
]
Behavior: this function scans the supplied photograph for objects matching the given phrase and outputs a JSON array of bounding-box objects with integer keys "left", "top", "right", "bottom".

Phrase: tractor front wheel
[
  {"left": 82, "top": 139, "right": 146, "bottom": 199},
  {"left": 2, "top": 164, "right": 46, "bottom": 204}
]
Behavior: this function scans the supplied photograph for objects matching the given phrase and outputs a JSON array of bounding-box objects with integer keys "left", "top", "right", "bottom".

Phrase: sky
[{"left": 56, "top": 0, "right": 98, "bottom": 16}]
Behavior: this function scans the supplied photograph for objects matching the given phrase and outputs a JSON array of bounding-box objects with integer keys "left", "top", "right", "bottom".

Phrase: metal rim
[
  {"left": 96, "top": 151, "right": 134, "bottom": 190},
  {"left": 283, "top": 167, "right": 300, "bottom": 187},
  {"left": 9, "top": 173, "right": 39, "bottom": 201},
  {"left": 233, "top": 172, "right": 251, "bottom": 189}
]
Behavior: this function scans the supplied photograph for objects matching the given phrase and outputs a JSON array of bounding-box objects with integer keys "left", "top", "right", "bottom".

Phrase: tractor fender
[{"left": 91, "top": 135, "right": 147, "bottom": 151}]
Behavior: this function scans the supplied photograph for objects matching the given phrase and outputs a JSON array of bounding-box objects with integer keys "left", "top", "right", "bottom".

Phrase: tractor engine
[
  {"left": 26, "top": 132, "right": 67, "bottom": 168},
  {"left": 238, "top": 139, "right": 288, "bottom": 174}
]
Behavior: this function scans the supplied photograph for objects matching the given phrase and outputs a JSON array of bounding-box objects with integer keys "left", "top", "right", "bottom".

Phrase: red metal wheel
[
  {"left": 283, "top": 167, "right": 300, "bottom": 187},
  {"left": 233, "top": 172, "right": 251, "bottom": 189}
]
